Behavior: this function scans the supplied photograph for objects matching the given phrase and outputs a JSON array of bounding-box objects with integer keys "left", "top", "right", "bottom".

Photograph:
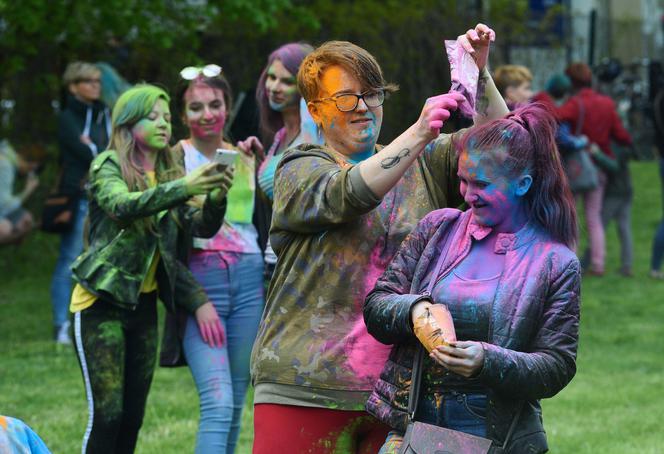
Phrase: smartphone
[{"left": 214, "top": 149, "right": 239, "bottom": 167}]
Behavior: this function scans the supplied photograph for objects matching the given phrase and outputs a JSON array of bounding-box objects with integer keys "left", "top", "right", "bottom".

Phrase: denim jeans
[
  {"left": 183, "top": 251, "right": 264, "bottom": 454},
  {"left": 581, "top": 194, "right": 633, "bottom": 271},
  {"left": 578, "top": 170, "right": 608, "bottom": 273},
  {"left": 50, "top": 197, "right": 88, "bottom": 327},
  {"left": 652, "top": 159, "right": 664, "bottom": 271},
  {"left": 416, "top": 391, "right": 488, "bottom": 437}
]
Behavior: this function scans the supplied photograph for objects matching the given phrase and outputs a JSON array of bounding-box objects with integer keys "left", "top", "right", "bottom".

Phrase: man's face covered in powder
[{"left": 183, "top": 84, "right": 227, "bottom": 140}]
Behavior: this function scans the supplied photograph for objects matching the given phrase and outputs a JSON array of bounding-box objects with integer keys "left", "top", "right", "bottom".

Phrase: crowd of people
[{"left": 1, "top": 20, "right": 664, "bottom": 454}]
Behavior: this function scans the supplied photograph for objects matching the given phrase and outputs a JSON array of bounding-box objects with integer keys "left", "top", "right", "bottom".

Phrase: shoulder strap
[{"left": 407, "top": 215, "right": 461, "bottom": 419}]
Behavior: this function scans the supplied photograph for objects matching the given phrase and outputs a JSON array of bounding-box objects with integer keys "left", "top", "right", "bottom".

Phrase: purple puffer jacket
[{"left": 364, "top": 208, "right": 580, "bottom": 453}]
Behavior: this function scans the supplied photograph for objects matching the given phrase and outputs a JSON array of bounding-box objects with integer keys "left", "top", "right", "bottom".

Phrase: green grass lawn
[{"left": 2, "top": 161, "right": 664, "bottom": 453}]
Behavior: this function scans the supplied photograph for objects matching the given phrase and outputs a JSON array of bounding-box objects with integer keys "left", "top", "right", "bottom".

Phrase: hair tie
[{"left": 510, "top": 113, "right": 529, "bottom": 131}]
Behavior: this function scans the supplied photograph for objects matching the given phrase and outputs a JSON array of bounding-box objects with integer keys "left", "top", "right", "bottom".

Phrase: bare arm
[
  {"left": 456, "top": 23, "right": 509, "bottom": 124},
  {"left": 358, "top": 92, "right": 466, "bottom": 198},
  {"left": 474, "top": 67, "right": 508, "bottom": 125}
]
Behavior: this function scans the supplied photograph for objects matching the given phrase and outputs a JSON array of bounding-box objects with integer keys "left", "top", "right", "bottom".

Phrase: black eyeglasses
[{"left": 312, "top": 90, "right": 385, "bottom": 112}]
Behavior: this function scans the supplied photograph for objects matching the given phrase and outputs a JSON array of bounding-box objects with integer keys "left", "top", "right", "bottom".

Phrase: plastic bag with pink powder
[{"left": 445, "top": 39, "right": 479, "bottom": 118}]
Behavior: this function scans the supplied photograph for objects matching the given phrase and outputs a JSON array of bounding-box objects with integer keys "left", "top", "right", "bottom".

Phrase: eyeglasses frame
[{"left": 310, "top": 89, "right": 386, "bottom": 112}]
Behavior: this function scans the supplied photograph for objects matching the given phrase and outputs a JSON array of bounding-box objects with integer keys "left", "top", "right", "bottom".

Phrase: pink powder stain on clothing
[
  {"left": 343, "top": 242, "right": 393, "bottom": 381},
  {"left": 344, "top": 318, "right": 392, "bottom": 381},
  {"left": 361, "top": 241, "right": 390, "bottom": 304},
  {"left": 194, "top": 225, "right": 247, "bottom": 258}
]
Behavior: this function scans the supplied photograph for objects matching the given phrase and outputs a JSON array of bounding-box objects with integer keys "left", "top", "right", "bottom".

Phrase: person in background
[
  {"left": 167, "top": 65, "right": 265, "bottom": 453},
  {"left": 492, "top": 64, "right": 533, "bottom": 109},
  {"left": 251, "top": 42, "right": 321, "bottom": 280},
  {"left": 532, "top": 73, "right": 572, "bottom": 107},
  {"left": 650, "top": 62, "right": 664, "bottom": 279},
  {"left": 364, "top": 104, "right": 580, "bottom": 453},
  {"left": 0, "top": 140, "right": 39, "bottom": 245},
  {"left": 50, "top": 61, "right": 111, "bottom": 344},
  {"left": 70, "top": 84, "right": 230, "bottom": 454},
  {"left": 0, "top": 415, "right": 50, "bottom": 454},
  {"left": 96, "top": 61, "right": 131, "bottom": 108},
  {"left": 593, "top": 143, "right": 635, "bottom": 276},
  {"left": 533, "top": 74, "right": 591, "bottom": 155},
  {"left": 556, "top": 62, "right": 632, "bottom": 276},
  {"left": 251, "top": 24, "right": 509, "bottom": 454}
]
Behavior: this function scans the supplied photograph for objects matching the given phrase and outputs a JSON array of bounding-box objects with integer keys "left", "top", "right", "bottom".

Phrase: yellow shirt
[{"left": 70, "top": 171, "right": 161, "bottom": 313}]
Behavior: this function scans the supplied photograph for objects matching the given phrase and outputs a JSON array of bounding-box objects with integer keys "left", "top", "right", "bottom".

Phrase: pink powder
[
  {"left": 445, "top": 39, "right": 479, "bottom": 118},
  {"left": 343, "top": 318, "right": 392, "bottom": 381}
]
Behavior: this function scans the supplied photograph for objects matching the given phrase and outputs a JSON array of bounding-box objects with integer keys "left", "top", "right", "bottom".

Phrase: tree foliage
[{"left": 0, "top": 0, "right": 543, "bottom": 145}]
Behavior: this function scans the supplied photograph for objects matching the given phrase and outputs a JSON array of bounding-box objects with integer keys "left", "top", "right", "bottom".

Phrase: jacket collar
[{"left": 464, "top": 211, "right": 541, "bottom": 254}]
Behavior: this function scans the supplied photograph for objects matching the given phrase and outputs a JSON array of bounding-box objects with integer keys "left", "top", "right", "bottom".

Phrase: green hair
[
  {"left": 107, "top": 84, "right": 184, "bottom": 233},
  {"left": 112, "top": 84, "right": 170, "bottom": 129}
]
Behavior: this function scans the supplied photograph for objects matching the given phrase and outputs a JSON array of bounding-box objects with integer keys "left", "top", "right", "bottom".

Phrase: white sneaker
[{"left": 55, "top": 321, "right": 72, "bottom": 345}]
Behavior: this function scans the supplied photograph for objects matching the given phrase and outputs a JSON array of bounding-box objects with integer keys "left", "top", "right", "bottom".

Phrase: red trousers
[{"left": 253, "top": 403, "right": 390, "bottom": 454}]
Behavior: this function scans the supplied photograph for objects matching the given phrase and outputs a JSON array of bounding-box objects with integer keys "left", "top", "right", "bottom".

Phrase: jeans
[
  {"left": 581, "top": 194, "right": 633, "bottom": 271},
  {"left": 183, "top": 251, "right": 264, "bottom": 454},
  {"left": 50, "top": 197, "right": 88, "bottom": 327},
  {"left": 579, "top": 170, "right": 607, "bottom": 273},
  {"left": 602, "top": 195, "right": 633, "bottom": 270},
  {"left": 416, "top": 391, "right": 488, "bottom": 437},
  {"left": 652, "top": 159, "right": 664, "bottom": 271}
]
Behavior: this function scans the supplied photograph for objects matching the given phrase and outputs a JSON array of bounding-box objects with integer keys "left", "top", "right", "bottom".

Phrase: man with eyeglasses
[
  {"left": 251, "top": 25, "right": 509, "bottom": 453},
  {"left": 50, "top": 62, "right": 111, "bottom": 346}
]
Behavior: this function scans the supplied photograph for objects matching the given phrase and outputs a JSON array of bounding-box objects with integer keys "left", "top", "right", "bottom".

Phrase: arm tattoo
[
  {"left": 381, "top": 148, "right": 411, "bottom": 169},
  {"left": 476, "top": 69, "right": 489, "bottom": 117}
]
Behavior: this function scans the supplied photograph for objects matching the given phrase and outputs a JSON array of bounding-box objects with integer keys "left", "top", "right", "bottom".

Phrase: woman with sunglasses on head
[
  {"left": 51, "top": 61, "right": 111, "bottom": 345},
  {"left": 70, "top": 84, "right": 230, "bottom": 454},
  {"left": 165, "top": 65, "right": 265, "bottom": 454},
  {"left": 364, "top": 104, "right": 580, "bottom": 453},
  {"left": 248, "top": 42, "right": 320, "bottom": 279},
  {"left": 250, "top": 25, "right": 510, "bottom": 453}
]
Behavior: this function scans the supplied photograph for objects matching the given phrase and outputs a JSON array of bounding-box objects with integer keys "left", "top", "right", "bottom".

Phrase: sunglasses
[{"left": 180, "top": 64, "right": 222, "bottom": 80}]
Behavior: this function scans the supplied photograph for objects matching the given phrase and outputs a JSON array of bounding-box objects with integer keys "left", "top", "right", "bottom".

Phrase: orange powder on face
[
  {"left": 315, "top": 65, "right": 349, "bottom": 120},
  {"left": 318, "top": 65, "right": 345, "bottom": 97},
  {"left": 0, "top": 415, "right": 7, "bottom": 429}
]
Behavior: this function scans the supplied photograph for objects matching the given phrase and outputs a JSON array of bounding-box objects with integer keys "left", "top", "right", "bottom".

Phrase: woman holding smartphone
[
  {"left": 169, "top": 66, "right": 265, "bottom": 454},
  {"left": 71, "top": 84, "right": 229, "bottom": 453}
]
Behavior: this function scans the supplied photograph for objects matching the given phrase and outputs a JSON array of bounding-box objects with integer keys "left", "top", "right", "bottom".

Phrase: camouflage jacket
[
  {"left": 250, "top": 133, "right": 465, "bottom": 410},
  {"left": 364, "top": 209, "right": 581, "bottom": 453},
  {"left": 71, "top": 149, "right": 226, "bottom": 313}
]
